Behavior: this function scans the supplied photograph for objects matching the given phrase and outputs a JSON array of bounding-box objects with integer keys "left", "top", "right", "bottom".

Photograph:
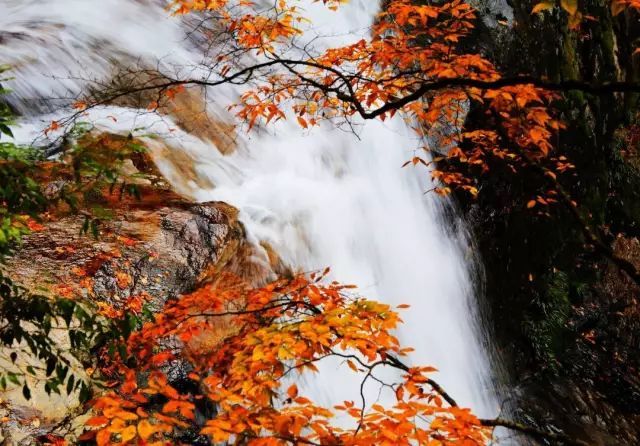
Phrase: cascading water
[{"left": 2, "top": 0, "right": 499, "bottom": 424}]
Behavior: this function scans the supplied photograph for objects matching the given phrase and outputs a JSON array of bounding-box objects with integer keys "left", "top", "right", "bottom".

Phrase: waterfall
[{"left": 2, "top": 0, "right": 499, "bottom": 422}]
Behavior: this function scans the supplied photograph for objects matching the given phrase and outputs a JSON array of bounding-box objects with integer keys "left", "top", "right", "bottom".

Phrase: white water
[{"left": 2, "top": 0, "right": 498, "bottom": 420}]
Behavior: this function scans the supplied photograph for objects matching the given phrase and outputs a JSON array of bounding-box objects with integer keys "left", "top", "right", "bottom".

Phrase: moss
[
  {"left": 560, "top": 31, "right": 580, "bottom": 81},
  {"left": 601, "top": 26, "right": 617, "bottom": 73},
  {"left": 523, "top": 271, "right": 571, "bottom": 372}
]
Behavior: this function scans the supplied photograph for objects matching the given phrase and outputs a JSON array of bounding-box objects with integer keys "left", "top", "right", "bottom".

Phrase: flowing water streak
[{"left": 2, "top": 0, "right": 498, "bottom": 421}]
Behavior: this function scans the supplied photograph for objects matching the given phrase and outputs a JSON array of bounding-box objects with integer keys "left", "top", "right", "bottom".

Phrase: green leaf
[
  {"left": 79, "top": 382, "right": 91, "bottom": 403},
  {"left": 118, "top": 343, "right": 128, "bottom": 361},
  {"left": 90, "top": 220, "right": 100, "bottom": 239},
  {"left": 66, "top": 375, "right": 75, "bottom": 395},
  {"left": 58, "top": 299, "right": 76, "bottom": 326},
  {"left": 0, "top": 123, "right": 13, "bottom": 138},
  {"left": 7, "top": 373, "right": 19, "bottom": 386},
  {"left": 56, "top": 364, "right": 68, "bottom": 382},
  {"left": 22, "top": 384, "right": 31, "bottom": 400},
  {"left": 81, "top": 217, "right": 90, "bottom": 235},
  {"left": 45, "top": 357, "right": 57, "bottom": 377}
]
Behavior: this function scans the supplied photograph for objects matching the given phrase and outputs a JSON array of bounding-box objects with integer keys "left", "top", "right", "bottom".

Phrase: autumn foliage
[
  {"left": 3, "top": 0, "right": 639, "bottom": 445},
  {"left": 164, "top": 0, "right": 567, "bottom": 201},
  {"left": 43, "top": 0, "right": 629, "bottom": 209},
  {"left": 64, "top": 0, "right": 640, "bottom": 444},
  {"left": 85, "top": 271, "right": 489, "bottom": 445}
]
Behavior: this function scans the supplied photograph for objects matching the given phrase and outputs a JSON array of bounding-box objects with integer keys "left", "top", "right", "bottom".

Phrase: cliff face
[{"left": 462, "top": 3, "right": 640, "bottom": 444}]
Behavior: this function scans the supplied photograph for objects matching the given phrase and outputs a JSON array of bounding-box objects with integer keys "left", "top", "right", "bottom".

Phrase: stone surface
[
  {"left": 0, "top": 133, "right": 263, "bottom": 443},
  {"left": 0, "top": 192, "right": 247, "bottom": 444}
]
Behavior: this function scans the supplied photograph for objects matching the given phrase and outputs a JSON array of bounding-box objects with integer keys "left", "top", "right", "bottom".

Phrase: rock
[
  {"left": 0, "top": 192, "right": 248, "bottom": 441},
  {"left": 3, "top": 196, "right": 243, "bottom": 308},
  {"left": 105, "top": 70, "right": 238, "bottom": 155},
  {"left": 0, "top": 133, "right": 267, "bottom": 443}
]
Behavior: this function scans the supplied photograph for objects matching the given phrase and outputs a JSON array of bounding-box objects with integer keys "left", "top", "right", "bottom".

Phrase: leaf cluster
[{"left": 85, "top": 271, "right": 489, "bottom": 445}]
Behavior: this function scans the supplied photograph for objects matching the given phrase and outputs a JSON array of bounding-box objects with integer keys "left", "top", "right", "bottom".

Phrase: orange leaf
[
  {"left": 44, "top": 121, "right": 60, "bottom": 136},
  {"left": 151, "top": 351, "right": 173, "bottom": 365},
  {"left": 86, "top": 416, "right": 109, "bottom": 427},
  {"left": 287, "top": 384, "right": 298, "bottom": 399},
  {"left": 26, "top": 219, "right": 45, "bottom": 232},
  {"left": 296, "top": 116, "right": 308, "bottom": 129}
]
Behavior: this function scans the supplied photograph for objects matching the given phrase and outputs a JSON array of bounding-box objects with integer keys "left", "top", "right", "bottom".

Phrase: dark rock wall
[{"left": 461, "top": 2, "right": 640, "bottom": 443}]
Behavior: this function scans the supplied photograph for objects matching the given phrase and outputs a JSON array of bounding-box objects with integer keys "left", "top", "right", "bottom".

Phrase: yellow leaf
[
  {"left": 567, "top": 10, "right": 582, "bottom": 29},
  {"left": 560, "top": 0, "right": 578, "bottom": 15},
  {"left": 119, "top": 425, "right": 137, "bottom": 443},
  {"left": 113, "top": 410, "right": 138, "bottom": 422},
  {"left": 611, "top": 0, "right": 626, "bottom": 15},
  {"left": 531, "top": 1, "right": 555, "bottom": 14},
  {"left": 137, "top": 420, "right": 154, "bottom": 441}
]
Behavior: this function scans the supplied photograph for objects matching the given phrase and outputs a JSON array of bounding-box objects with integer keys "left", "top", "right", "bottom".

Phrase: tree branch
[
  {"left": 480, "top": 418, "right": 590, "bottom": 446},
  {"left": 358, "top": 77, "right": 640, "bottom": 119},
  {"left": 71, "top": 57, "right": 640, "bottom": 128}
]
